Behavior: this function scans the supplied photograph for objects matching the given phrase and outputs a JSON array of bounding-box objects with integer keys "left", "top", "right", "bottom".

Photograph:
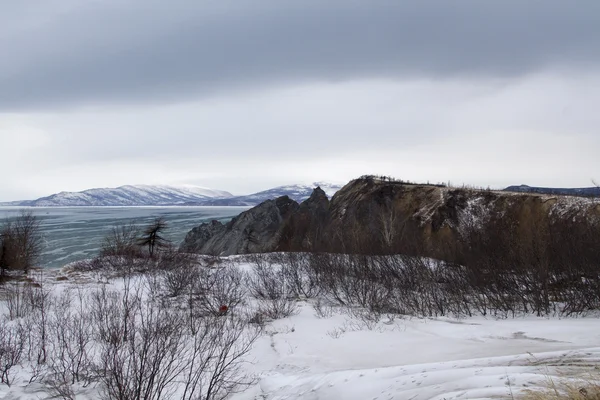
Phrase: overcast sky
[{"left": 1, "top": 0, "right": 599, "bottom": 200}]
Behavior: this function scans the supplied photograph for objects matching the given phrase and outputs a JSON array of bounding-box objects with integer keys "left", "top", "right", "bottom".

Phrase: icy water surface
[{"left": 0, "top": 207, "right": 248, "bottom": 269}]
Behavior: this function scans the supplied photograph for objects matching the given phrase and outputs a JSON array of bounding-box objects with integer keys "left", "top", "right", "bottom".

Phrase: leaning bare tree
[{"left": 137, "top": 218, "right": 169, "bottom": 258}]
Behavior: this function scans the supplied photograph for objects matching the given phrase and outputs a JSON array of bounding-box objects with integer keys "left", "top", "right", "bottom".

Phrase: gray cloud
[
  {"left": 1, "top": 0, "right": 599, "bottom": 110},
  {"left": 2, "top": 73, "right": 599, "bottom": 201}
]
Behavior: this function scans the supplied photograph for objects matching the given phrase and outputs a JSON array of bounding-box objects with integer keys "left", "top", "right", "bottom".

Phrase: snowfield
[{"left": 1, "top": 258, "right": 600, "bottom": 400}]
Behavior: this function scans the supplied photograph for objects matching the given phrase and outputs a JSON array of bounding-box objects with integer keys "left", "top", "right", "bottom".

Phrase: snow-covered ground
[
  {"left": 235, "top": 303, "right": 600, "bottom": 400},
  {"left": 2, "top": 259, "right": 599, "bottom": 400}
]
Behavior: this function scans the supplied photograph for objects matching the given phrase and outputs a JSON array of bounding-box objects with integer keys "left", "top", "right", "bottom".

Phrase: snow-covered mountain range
[
  {"left": 202, "top": 182, "right": 342, "bottom": 206},
  {"left": 1, "top": 183, "right": 343, "bottom": 207}
]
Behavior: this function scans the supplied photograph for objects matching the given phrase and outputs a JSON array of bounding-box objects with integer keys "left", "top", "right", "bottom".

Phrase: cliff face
[
  {"left": 180, "top": 195, "right": 298, "bottom": 255},
  {"left": 181, "top": 178, "right": 600, "bottom": 257}
]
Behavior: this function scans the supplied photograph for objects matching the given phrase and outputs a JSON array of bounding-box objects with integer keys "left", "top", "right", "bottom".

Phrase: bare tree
[{"left": 0, "top": 210, "right": 43, "bottom": 276}]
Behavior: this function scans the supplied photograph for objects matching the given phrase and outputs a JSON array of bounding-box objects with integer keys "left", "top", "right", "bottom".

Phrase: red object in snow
[{"left": 218, "top": 305, "right": 229, "bottom": 314}]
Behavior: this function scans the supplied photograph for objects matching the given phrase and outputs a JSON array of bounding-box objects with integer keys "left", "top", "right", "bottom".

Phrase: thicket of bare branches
[
  {"left": 0, "top": 257, "right": 260, "bottom": 398},
  {"left": 243, "top": 201, "right": 600, "bottom": 319},
  {"left": 246, "top": 254, "right": 299, "bottom": 319}
]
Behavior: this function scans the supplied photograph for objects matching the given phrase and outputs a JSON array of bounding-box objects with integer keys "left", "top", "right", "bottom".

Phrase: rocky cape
[
  {"left": 181, "top": 177, "right": 600, "bottom": 256},
  {"left": 181, "top": 177, "right": 600, "bottom": 257}
]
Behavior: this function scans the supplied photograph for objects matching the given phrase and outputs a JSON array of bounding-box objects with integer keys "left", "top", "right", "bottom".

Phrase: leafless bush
[
  {"left": 308, "top": 253, "right": 473, "bottom": 319},
  {"left": 312, "top": 298, "right": 336, "bottom": 318},
  {"left": 191, "top": 264, "right": 246, "bottom": 316},
  {"left": 247, "top": 257, "right": 299, "bottom": 319},
  {"left": 22, "top": 276, "right": 53, "bottom": 366},
  {"left": 257, "top": 297, "right": 299, "bottom": 319},
  {"left": 44, "top": 378, "right": 77, "bottom": 400},
  {"left": 182, "top": 314, "right": 260, "bottom": 400},
  {"left": 163, "top": 265, "right": 198, "bottom": 298},
  {"left": 246, "top": 256, "right": 285, "bottom": 300},
  {"left": 0, "top": 320, "right": 26, "bottom": 386},
  {"left": 3, "top": 281, "right": 33, "bottom": 320},
  {"left": 91, "top": 281, "right": 260, "bottom": 400},
  {"left": 276, "top": 252, "right": 321, "bottom": 299},
  {"left": 308, "top": 254, "right": 392, "bottom": 314},
  {"left": 46, "top": 288, "right": 95, "bottom": 393},
  {"left": 90, "top": 284, "right": 140, "bottom": 349},
  {"left": 100, "top": 223, "right": 142, "bottom": 259},
  {"left": 151, "top": 249, "right": 200, "bottom": 298},
  {"left": 97, "top": 300, "right": 188, "bottom": 400}
]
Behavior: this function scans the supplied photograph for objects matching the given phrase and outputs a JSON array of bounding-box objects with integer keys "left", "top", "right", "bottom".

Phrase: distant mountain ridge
[
  {"left": 1, "top": 182, "right": 342, "bottom": 207},
  {"left": 199, "top": 182, "right": 342, "bottom": 206},
  {"left": 503, "top": 184, "right": 600, "bottom": 197}
]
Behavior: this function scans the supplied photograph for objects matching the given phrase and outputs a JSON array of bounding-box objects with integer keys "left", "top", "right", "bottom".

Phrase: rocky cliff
[
  {"left": 180, "top": 195, "right": 298, "bottom": 255},
  {"left": 181, "top": 177, "right": 600, "bottom": 257}
]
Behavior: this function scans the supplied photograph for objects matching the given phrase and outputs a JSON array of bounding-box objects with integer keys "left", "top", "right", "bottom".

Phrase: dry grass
[{"left": 521, "top": 373, "right": 600, "bottom": 400}]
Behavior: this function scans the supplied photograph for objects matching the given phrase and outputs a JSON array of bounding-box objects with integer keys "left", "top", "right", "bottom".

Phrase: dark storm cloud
[{"left": 1, "top": 0, "right": 599, "bottom": 110}]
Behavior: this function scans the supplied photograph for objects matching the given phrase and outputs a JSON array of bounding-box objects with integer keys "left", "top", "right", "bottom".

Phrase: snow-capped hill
[
  {"left": 203, "top": 182, "right": 344, "bottom": 206},
  {"left": 8, "top": 185, "right": 233, "bottom": 207},
  {"left": 1, "top": 183, "right": 342, "bottom": 207}
]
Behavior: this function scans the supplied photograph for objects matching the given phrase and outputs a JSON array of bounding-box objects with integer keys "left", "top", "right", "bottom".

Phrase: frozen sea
[{"left": 0, "top": 206, "right": 248, "bottom": 269}]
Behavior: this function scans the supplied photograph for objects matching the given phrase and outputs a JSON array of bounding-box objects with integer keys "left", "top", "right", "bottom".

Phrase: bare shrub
[
  {"left": 100, "top": 223, "right": 142, "bottom": 258},
  {"left": 309, "top": 254, "right": 391, "bottom": 313},
  {"left": 0, "top": 320, "right": 26, "bottom": 386},
  {"left": 4, "top": 281, "right": 33, "bottom": 320},
  {"left": 191, "top": 264, "right": 246, "bottom": 316},
  {"left": 24, "top": 275, "right": 52, "bottom": 366},
  {"left": 46, "top": 288, "right": 95, "bottom": 392},
  {"left": 247, "top": 257, "right": 298, "bottom": 319},
  {"left": 163, "top": 265, "right": 198, "bottom": 298},
  {"left": 181, "top": 314, "right": 260, "bottom": 400},
  {"left": 276, "top": 252, "right": 321, "bottom": 299},
  {"left": 256, "top": 297, "right": 299, "bottom": 320},
  {"left": 91, "top": 281, "right": 260, "bottom": 400},
  {"left": 93, "top": 287, "right": 187, "bottom": 400},
  {"left": 312, "top": 298, "right": 336, "bottom": 319}
]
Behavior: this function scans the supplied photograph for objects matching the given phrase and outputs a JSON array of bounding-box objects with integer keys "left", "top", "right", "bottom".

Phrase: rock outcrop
[
  {"left": 277, "top": 186, "right": 331, "bottom": 251},
  {"left": 180, "top": 195, "right": 299, "bottom": 255}
]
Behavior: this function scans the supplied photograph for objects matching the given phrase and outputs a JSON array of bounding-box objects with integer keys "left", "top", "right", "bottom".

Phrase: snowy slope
[
  {"left": 237, "top": 303, "right": 600, "bottom": 400},
  {"left": 7, "top": 185, "right": 233, "bottom": 207}
]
